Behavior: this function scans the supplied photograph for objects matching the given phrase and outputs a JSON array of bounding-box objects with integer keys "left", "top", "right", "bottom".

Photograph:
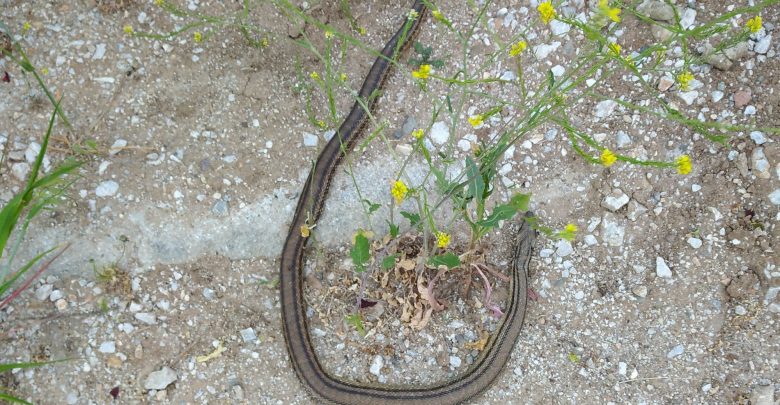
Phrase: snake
[{"left": 279, "top": 1, "right": 535, "bottom": 404}]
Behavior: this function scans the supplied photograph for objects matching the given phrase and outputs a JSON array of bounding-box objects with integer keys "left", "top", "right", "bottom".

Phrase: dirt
[{"left": 1, "top": 0, "right": 779, "bottom": 404}]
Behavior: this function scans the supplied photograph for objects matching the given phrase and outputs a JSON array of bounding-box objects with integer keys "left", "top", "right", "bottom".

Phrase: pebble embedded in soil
[
  {"left": 95, "top": 180, "right": 119, "bottom": 197},
  {"left": 656, "top": 257, "right": 672, "bottom": 278},
  {"left": 144, "top": 367, "right": 178, "bottom": 390}
]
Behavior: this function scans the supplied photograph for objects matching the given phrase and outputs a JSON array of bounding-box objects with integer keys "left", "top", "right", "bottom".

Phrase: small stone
[
  {"left": 751, "top": 148, "right": 770, "bottom": 179},
  {"left": 734, "top": 305, "right": 747, "bottom": 316},
  {"left": 108, "top": 139, "right": 127, "bottom": 156},
  {"left": 616, "top": 131, "right": 632, "bottom": 148},
  {"left": 11, "top": 162, "right": 30, "bottom": 181},
  {"left": 680, "top": 8, "right": 696, "bottom": 29},
  {"left": 656, "top": 257, "right": 672, "bottom": 278},
  {"left": 711, "top": 91, "right": 724, "bottom": 103},
  {"left": 750, "top": 384, "right": 775, "bottom": 405},
  {"left": 533, "top": 41, "right": 561, "bottom": 60},
  {"left": 203, "top": 288, "right": 216, "bottom": 300},
  {"left": 734, "top": 90, "right": 752, "bottom": 108},
  {"left": 66, "top": 392, "right": 78, "bottom": 404},
  {"left": 551, "top": 65, "right": 565, "bottom": 77},
  {"left": 744, "top": 105, "right": 757, "bottom": 115},
  {"left": 601, "top": 215, "right": 625, "bottom": 247},
  {"left": 302, "top": 133, "right": 318, "bottom": 147},
  {"left": 687, "top": 238, "right": 702, "bottom": 249},
  {"left": 96, "top": 181, "right": 119, "bottom": 197},
  {"left": 212, "top": 199, "right": 228, "bottom": 216},
  {"left": 323, "top": 130, "right": 335, "bottom": 142},
  {"left": 657, "top": 76, "right": 675, "bottom": 92},
  {"left": 574, "top": 291, "right": 585, "bottom": 300},
  {"left": 369, "top": 355, "right": 384, "bottom": 376},
  {"left": 692, "top": 184, "right": 701, "bottom": 192},
  {"left": 555, "top": 240, "right": 573, "bottom": 257},
  {"left": 513, "top": 366, "right": 523, "bottom": 376},
  {"left": 601, "top": 191, "right": 630, "bottom": 212},
  {"left": 49, "top": 290, "right": 64, "bottom": 301},
  {"left": 638, "top": 0, "right": 676, "bottom": 22},
  {"left": 35, "top": 284, "right": 53, "bottom": 301},
  {"left": 430, "top": 121, "right": 449, "bottom": 145},
  {"left": 135, "top": 312, "right": 157, "bottom": 325},
  {"left": 754, "top": 34, "right": 772, "bottom": 54},
  {"left": 667, "top": 344, "right": 684, "bottom": 359},
  {"left": 594, "top": 100, "right": 617, "bottom": 118},
  {"left": 769, "top": 189, "right": 780, "bottom": 205},
  {"left": 618, "top": 362, "right": 627, "bottom": 375},
  {"left": 677, "top": 91, "right": 698, "bottom": 105},
  {"left": 724, "top": 42, "right": 749, "bottom": 62},
  {"left": 702, "top": 383, "right": 712, "bottom": 393},
  {"left": 539, "top": 248, "right": 554, "bottom": 258},
  {"left": 651, "top": 25, "right": 674, "bottom": 41},
  {"left": 393, "top": 116, "right": 416, "bottom": 139},
  {"left": 98, "top": 341, "right": 116, "bottom": 354},
  {"left": 239, "top": 328, "right": 257, "bottom": 343},
  {"left": 449, "top": 355, "right": 462, "bottom": 368},
  {"left": 626, "top": 200, "right": 648, "bottom": 222},
  {"left": 92, "top": 43, "right": 106, "bottom": 60},
  {"left": 550, "top": 20, "right": 570, "bottom": 36},
  {"left": 632, "top": 285, "right": 648, "bottom": 298},
  {"left": 55, "top": 299, "right": 68, "bottom": 311},
  {"left": 584, "top": 235, "right": 598, "bottom": 246},
  {"left": 750, "top": 131, "right": 767, "bottom": 145},
  {"left": 144, "top": 367, "right": 178, "bottom": 390}
]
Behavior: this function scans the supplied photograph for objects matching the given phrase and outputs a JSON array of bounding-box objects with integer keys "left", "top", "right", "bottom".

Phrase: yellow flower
[
  {"left": 675, "top": 155, "right": 692, "bottom": 175},
  {"left": 123, "top": 25, "right": 134, "bottom": 35},
  {"left": 154, "top": 0, "right": 164, "bottom": 6},
  {"left": 22, "top": 22, "right": 31, "bottom": 32},
  {"left": 509, "top": 40, "right": 527, "bottom": 57},
  {"left": 391, "top": 180, "right": 408, "bottom": 204},
  {"left": 193, "top": 31, "right": 203, "bottom": 43},
  {"left": 564, "top": 224, "right": 578, "bottom": 233},
  {"left": 310, "top": 71, "right": 320, "bottom": 80},
  {"left": 746, "top": 16, "right": 762, "bottom": 33},
  {"left": 432, "top": 10, "right": 444, "bottom": 21},
  {"left": 300, "top": 224, "right": 311, "bottom": 237},
  {"left": 600, "top": 149, "right": 617, "bottom": 167},
  {"left": 40, "top": 67, "right": 48, "bottom": 75},
  {"left": 537, "top": 1, "right": 556, "bottom": 24},
  {"left": 436, "top": 232, "right": 451, "bottom": 248},
  {"left": 325, "top": 30, "right": 334, "bottom": 39},
  {"left": 317, "top": 119, "right": 326, "bottom": 129},
  {"left": 358, "top": 27, "right": 367, "bottom": 36},
  {"left": 261, "top": 37, "right": 269, "bottom": 47},
  {"left": 412, "top": 129, "right": 424, "bottom": 139},
  {"left": 412, "top": 64, "right": 431, "bottom": 80},
  {"left": 598, "top": 0, "right": 621, "bottom": 23},
  {"left": 677, "top": 71, "right": 694, "bottom": 91},
  {"left": 608, "top": 42, "right": 621, "bottom": 57},
  {"left": 408, "top": 9, "right": 419, "bottom": 20},
  {"left": 468, "top": 114, "right": 484, "bottom": 128},
  {"left": 339, "top": 73, "right": 348, "bottom": 82}
]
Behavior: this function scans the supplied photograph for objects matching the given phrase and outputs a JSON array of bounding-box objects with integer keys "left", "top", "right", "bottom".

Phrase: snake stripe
[{"left": 279, "top": 2, "right": 535, "bottom": 404}]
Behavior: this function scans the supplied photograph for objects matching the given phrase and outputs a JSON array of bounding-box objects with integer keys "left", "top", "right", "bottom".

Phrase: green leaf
[
  {"left": 388, "top": 222, "right": 399, "bottom": 239},
  {"left": 509, "top": 192, "right": 531, "bottom": 211},
  {"left": 362, "top": 199, "right": 381, "bottom": 214},
  {"left": 350, "top": 233, "right": 370, "bottom": 273},
  {"left": 547, "top": 69, "right": 555, "bottom": 90},
  {"left": 476, "top": 204, "right": 517, "bottom": 229},
  {"left": 400, "top": 211, "right": 420, "bottom": 226},
  {"left": 0, "top": 391, "right": 33, "bottom": 405},
  {"left": 19, "top": 61, "right": 34, "bottom": 72},
  {"left": 464, "top": 157, "right": 485, "bottom": 206},
  {"left": 345, "top": 313, "right": 366, "bottom": 336},
  {"left": 381, "top": 254, "right": 398, "bottom": 270},
  {"left": 428, "top": 252, "right": 461, "bottom": 269}
]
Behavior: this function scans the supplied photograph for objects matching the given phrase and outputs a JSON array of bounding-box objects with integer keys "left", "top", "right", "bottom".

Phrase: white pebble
[
  {"left": 430, "top": 121, "right": 449, "bottom": 145},
  {"left": 687, "top": 238, "right": 702, "bottom": 249},
  {"left": 302, "top": 133, "right": 318, "bottom": 147},
  {"left": 656, "top": 257, "right": 672, "bottom": 278},
  {"left": 95, "top": 181, "right": 119, "bottom": 197}
]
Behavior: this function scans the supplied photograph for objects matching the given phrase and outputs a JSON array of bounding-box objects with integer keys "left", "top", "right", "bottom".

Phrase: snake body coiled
[{"left": 279, "top": 2, "right": 534, "bottom": 403}]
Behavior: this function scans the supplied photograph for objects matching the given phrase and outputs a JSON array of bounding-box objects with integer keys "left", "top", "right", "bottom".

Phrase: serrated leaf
[
  {"left": 400, "top": 211, "right": 420, "bottom": 226},
  {"left": 381, "top": 254, "right": 398, "bottom": 270},
  {"left": 350, "top": 233, "right": 370, "bottom": 273},
  {"left": 428, "top": 252, "right": 461, "bottom": 269}
]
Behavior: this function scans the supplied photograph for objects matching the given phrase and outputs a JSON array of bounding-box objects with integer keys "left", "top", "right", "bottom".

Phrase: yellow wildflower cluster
[
  {"left": 22, "top": 22, "right": 31, "bottom": 32},
  {"left": 600, "top": 149, "right": 617, "bottom": 167},
  {"left": 408, "top": 9, "right": 419, "bottom": 20},
  {"left": 598, "top": 0, "right": 621, "bottom": 23},
  {"left": 537, "top": 1, "right": 556, "bottom": 24},
  {"left": 509, "top": 40, "right": 527, "bottom": 57},
  {"left": 193, "top": 31, "right": 203, "bottom": 43},
  {"left": 412, "top": 129, "right": 424, "bottom": 139},
  {"left": 412, "top": 64, "right": 431, "bottom": 80},
  {"left": 675, "top": 155, "right": 692, "bottom": 175},
  {"left": 677, "top": 71, "right": 694, "bottom": 91},
  {"left": 310, "top": 71, "right": 320, "bottom": 80},
  {"left": 123, "top": 25, "right": 134, "bottom": 35},
  {"left": 747, "top": 16, "right": 762, "bottom": 33},
  {"left": 436, "top": 232, "right": 451, "bottom": 248},
  {"left": 391, "top": 180, "right": 408, "bottom": 204},
  {"left": 608, "top": 42, "right": 621, "bottom": 57},
  {"left": 468, "top": 114, "right": 484, "bottom": 128}
]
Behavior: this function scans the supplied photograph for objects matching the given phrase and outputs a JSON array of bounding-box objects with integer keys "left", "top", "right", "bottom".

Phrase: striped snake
[{"left": 279, "top": 1, "right": 535, "bottom": 403}]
